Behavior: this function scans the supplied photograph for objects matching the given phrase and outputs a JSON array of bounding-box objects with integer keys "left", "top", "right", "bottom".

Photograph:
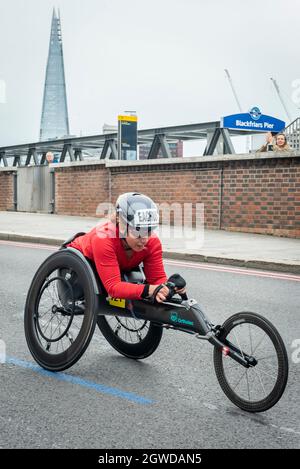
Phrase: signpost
[{"left": 118, "top": 114, "right": 138, "bottom": 160}]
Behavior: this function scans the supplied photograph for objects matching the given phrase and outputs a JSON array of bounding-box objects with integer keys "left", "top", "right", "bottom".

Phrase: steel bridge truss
[{"left": 0, "top": 121, "right": 263, "bottom": 167}]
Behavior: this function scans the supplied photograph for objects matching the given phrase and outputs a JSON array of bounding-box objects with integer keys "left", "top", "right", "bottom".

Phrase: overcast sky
[{"left": 0, "top": 0, "right": 299, "bottom": 150}]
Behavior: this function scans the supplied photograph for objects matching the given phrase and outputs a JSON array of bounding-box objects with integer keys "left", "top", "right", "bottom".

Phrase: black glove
[
  {"left": 167, "top": 274, "right": 187, "bottom": 300},
  {"left": 142, "top": 282, "right": 175, "bottom": 303},
  {"left": 167, "top": 273, "right": 186, "bottom": 289}
]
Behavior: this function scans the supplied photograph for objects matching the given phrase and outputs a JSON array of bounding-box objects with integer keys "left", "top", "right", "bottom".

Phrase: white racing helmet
[{"left": 116, "top": 192, "right": 159, "bottom": 236}]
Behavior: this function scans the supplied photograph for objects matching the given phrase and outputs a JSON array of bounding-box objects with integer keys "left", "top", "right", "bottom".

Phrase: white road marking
[
  {"left": 165, "top": 259, "right": 300, "bottom": 282},
  {"left": 1, "top": 239, "right": 299, "bottom": 282}
]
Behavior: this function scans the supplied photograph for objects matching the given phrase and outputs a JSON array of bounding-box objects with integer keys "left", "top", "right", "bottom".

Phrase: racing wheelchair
[{"left": 24, "top": 234, "right": 289, "bottom": 413}]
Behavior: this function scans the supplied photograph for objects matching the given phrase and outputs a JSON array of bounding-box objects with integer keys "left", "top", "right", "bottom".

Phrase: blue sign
[
  {"left": 221, "top": 107, "right": 285, "bottom": 132},
  {"left": 249, "top": 106, "right": 261, "bottom": 120}
]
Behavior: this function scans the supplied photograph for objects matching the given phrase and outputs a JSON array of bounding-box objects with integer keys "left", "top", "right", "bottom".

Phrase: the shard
[{"left": 39, "top": 8, "right": 70, "bottom": 141}]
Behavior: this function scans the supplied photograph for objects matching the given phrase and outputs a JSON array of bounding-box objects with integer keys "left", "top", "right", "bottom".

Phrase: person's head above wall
[
  {"left": 46, "top": 151, "right": 54, "bottom": 163},
  {"left": 275, "top": 133, "right": 288, "bottom": 148}
]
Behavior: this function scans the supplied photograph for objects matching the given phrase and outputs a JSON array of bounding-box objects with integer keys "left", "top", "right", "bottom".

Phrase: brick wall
[
  {"left": 54, "top": 163, "right": 109, "bottom": 216},
  {"left": 51, "top": 154, "right": 300, "bottom": 237},
  {"left": 1, "top": 153, "right": 299, "bottom": 238},
  {"left": 0, "top": 170, "right": 15, "bottom": 211},
  {"left": 221, "top": 157, "right": 300, "bottom": 237},
  {"left": 109, "top": 165, "right": 221, "bottom": 229}
]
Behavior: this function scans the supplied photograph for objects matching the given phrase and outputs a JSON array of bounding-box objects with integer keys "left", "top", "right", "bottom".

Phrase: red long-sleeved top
[{"left": 67, "top": 221, "right": 167, "bottom": 299}]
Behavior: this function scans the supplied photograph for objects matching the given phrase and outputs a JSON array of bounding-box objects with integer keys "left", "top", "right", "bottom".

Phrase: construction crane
[
  {"left": 224, "top": 69, "right": 243, "bottom": 113},
  {"left": 270, "top": 77, "right": 292, "bottom": 122},
  {"left": 224, "top": 68, "right": 249, "bottom": 152}
]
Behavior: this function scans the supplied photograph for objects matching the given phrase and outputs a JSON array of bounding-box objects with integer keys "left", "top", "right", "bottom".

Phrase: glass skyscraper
[{"left": 39, "top": 8, "right": 70, "bottom": 141}]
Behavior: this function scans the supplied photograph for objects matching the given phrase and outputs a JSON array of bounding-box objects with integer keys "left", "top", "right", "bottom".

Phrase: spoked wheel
[
  {"left": 214, "top": 312, "right": 288, "bottom": 412},
  {"left": 97, "top": 315, "right": 163, "bottom": 359},
  {"left": 35, "top": 276, "right": 76, "bottom": 344},
  {"left": 24, "top": 251, "right": 97, "bottom": 371}
]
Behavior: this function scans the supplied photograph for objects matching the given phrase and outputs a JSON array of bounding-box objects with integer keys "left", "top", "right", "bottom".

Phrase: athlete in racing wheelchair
[{"left": 24, "top": 193, "right": 288, "bottom": 412}]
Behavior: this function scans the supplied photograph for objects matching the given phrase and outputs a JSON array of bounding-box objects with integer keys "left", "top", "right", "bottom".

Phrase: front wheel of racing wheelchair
[
  {"left": 24, "top": 249, "right": 98, "bottom": 371},
  {"left": 24, "top": 246, "right": 163, "bottom": 371}
]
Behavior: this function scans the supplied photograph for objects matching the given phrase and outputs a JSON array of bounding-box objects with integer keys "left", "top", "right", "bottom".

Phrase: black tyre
[
  {"left": 24, "top": 250, "right": 97, "bottom": 371},
  {"left": 214, "top": 312, "right": 288, "bottom": 412},
  {"left": 97, "top": 315, "right": 163, "bottom": 359}
]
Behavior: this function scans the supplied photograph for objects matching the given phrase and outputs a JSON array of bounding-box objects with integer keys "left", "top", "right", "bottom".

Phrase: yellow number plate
[{"left": 108, "top": 297, "right": 126, "bottom": 308}]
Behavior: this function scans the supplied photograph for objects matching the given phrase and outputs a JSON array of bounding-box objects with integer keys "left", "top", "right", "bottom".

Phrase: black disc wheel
[
  {"left": 24, "top": 250, "right": 97, "bottom": 371},
  {"left": 214, "top": 312, "right": 288, "bottom": 413},
  {"left": 97, "top": 315, "right": 163, "bottom": 359}
]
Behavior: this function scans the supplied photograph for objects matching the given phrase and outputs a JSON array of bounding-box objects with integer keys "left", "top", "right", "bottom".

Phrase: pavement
[{"left": 0, "top": 210, "right": 299, "bottom": 274}]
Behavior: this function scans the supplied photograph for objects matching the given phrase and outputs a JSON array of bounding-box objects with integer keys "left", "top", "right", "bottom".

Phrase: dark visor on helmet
[{"left": 128, "top": 225, "right": 158, "bottom": 238}]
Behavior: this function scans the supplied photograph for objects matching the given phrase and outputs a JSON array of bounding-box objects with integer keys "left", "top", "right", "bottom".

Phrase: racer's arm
[
  {"left": 142, "top": 236, "right": 167, "bottom": 285},
  {"left": 143, "top": 239, "right": 187, "bottom": 301},
  {"left": 141, "top": 236, "right": 170, "bottom": 302},
  {"left": 92, "top": 235, "right": 175, "bottom": 302},
  {"left": 91, "top": 237, "right": 144, "bottom": 300}
]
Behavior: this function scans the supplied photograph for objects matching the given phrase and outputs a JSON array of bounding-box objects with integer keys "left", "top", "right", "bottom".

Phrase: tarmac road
[{"left": 0, "top": 240, "right": 299, "bottom": 449}]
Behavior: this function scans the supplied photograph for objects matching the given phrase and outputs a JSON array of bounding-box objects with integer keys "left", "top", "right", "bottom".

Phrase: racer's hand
[
  {"left": 167, "top": 274, "right": 187, "bottom": 298},
  {"left": 175, "top": 286, "right": 186, "bottom": 295},
  {"left": 148, "top": 284, "right": 170, "bottom": 303}
]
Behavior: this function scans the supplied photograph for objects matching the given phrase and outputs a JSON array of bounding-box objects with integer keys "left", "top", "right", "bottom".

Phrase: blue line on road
[{"left": 6, "top": 356, "right": 155, "bottom": 405}]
